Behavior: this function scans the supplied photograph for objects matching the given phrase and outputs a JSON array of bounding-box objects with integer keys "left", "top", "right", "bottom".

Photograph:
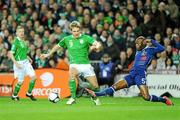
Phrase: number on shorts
[{"left": 141, "top": 78, "right": 146, "bottom": 84}]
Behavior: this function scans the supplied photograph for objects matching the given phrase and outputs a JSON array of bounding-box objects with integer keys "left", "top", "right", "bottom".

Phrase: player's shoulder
[
  {"left": 61, "top": 35, "right": 72, "bottom": 41},
  {"left": 143, "top": 46, "right": 156, "bottom": 54},
  {"left": 144, "top": 46, "right": 155, "bottom": 50},
  {"left": 12, "top": 37, "right": 19, "bottom": 44},
  {"left": 81, "top": 34, "right": 92, "bottom": 38}
]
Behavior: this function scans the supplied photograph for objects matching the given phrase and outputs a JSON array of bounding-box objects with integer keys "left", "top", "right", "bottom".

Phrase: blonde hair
[
  {"left": 69, "top": 21, "right": 81, "bottom": 30},
  {"left": 16, "top": 25, "right": 24, "bottom": 30}
]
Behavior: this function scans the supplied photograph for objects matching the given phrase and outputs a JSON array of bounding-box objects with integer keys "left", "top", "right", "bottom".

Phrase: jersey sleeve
[
  {"left": 147, "top": 40, "right": 165, "bottom": 55},
  {"left": 10, "top": 40, "right": 17, "bottom": 54},
  {"left": 58, "top": 38, "right": 67, "bottom": 48},
  {"left": 86, "top": 35, "right": 95, "bottom": 45}
]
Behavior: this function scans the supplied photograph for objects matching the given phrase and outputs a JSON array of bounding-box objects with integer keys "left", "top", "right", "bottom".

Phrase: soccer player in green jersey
[
  {"left": 41, "top": 21, "right": 101, "bottom": 105},
  {"left": 9, "top": 26, "right": 37, "bottom": 101}
]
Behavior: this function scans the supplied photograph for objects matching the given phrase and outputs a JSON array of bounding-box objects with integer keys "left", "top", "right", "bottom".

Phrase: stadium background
[{"left": 0, "top": 0, "right": 180, "bottom": 120}]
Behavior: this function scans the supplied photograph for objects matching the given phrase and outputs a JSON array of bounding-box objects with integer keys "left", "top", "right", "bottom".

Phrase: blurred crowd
[{"left": 0, "top": 0, "right": 180, "bottom": 82}]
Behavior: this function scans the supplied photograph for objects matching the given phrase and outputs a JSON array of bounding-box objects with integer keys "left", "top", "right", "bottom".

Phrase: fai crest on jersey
[{"left": 79, "top": 39, "right": 84, "bottom": 44}]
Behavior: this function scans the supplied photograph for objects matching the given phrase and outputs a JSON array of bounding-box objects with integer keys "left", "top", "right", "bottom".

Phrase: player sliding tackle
[
  {"left": 41, "top": 21, "right": 101, "bottom": 105},
  {"left": 86, "top": 36, "right": 174, "bottom": 106}
]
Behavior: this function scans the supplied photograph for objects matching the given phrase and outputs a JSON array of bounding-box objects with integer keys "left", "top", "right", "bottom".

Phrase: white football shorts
[
  {"left": 70, "top": 64, "right": 95, "bottom": 77},
  {"left": 13, "top": 59, "right": 35, "bottom": 82}
]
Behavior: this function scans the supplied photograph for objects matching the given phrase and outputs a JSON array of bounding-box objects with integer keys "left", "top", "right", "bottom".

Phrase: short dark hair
[{"left": 136, "top": 36, "right": 145, "bottom": 41}]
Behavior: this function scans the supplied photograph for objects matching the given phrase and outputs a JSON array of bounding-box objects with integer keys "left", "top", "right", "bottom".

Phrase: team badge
[
  {"left": 80, "top": 39, "right": 84, "bottom": 44},
  {"left": 142, "top": 50, "right": 147, "bottom": 55},
  {"left": 141, "top": 50, "right": 147, "bottom": 61}
]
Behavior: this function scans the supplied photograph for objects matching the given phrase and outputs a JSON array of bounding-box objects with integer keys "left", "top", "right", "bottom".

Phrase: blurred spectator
[
  {"left": 171, "top": 34, "right": 180, "bottom": 50},
  {"left": 163, "top": 58, "right": 177, "bottom": 74},
  {"left": 112, "top": 29, "right": 126, "bottom": 51},
  {"left": 126, "top": 47, "right": 134, "bottom": 69},
  {"left": 100, "top": 30, "right": 108, "bottom": 46},
  {"left": 154, "top": 2, "right": 169, "bottom": 35},
  {"left": 165, "top": 27, "right": 173, "bottom": 39},
  {"left": 0, "top": 36, "right": 5, "bottom": 53},
  {"left": 48, "top": 58, "right": 56, "bottom": 68},
  {"left": 163, "top": 38, "right": 171, "bottom": 48},
  {"left": 129, "top": 18, "right": 142, "bottom": 36},
  {"left": 95, "top": 53, "right": 115, "bottom": 87},
  {"left": 166, "top": 45, "right": 172, "bottom": 58},
  {"left": 0, "top": 49, "right": 13, "bottom": 72},
  {"left": 147, "top": 59, "right": 158, "bottom": 74},
  {"left": 136, "top": 0, "right": 144, "bottom": 22},
  {"left": 166, "top": 0, "right": 179, "bottom": 27},
  {"left": 171, "top": 48, "right": 180, "bottom": 67},
  {"left": 35, "top": 48, "right": 48, "bottom": 68},
  {"left": 114, "top": 51, "right": 128, "bottom": 74},
  {"left": 104, "top": 35, "right": 120, "bottom": 62},
  {"left": 156, "top": 51, "right": 167, "bottom": 72},
  {"left": 123, "top": 26, "right": 136, "bottom": 49},
  {"left": 139, "top": 14, "right": 155, "bottom": 37},
  {"left": 154, "top": 33, "right": 163, "bottom": 45},
  {"left": 58, "top": 13, "right": 70, "bottom": 33}
]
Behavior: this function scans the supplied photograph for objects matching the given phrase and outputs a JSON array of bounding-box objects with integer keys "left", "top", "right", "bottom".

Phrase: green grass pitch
[{"left": 0, "top": 97, "right": 180, "bottom": 120}]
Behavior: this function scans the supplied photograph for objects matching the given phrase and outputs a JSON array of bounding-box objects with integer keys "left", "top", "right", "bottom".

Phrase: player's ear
[{"left": 143, "top": 39, "right": 147, "bottom": 45}]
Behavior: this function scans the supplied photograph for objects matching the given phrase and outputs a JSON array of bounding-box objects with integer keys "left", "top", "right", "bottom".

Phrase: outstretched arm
[
  {"left": 146, "top": 39, "right": 165, "bottom": 54},
  {"left": 40, "top": 44, "right": 60, "bottom": 59},
  {"left": 151, "top": 39, "right": 164, "bottom": 52}
]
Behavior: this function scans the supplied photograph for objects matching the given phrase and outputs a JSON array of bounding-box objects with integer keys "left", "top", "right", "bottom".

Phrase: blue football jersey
[{"left": 131, "top": 40, "right": 164, "bottom": 71}]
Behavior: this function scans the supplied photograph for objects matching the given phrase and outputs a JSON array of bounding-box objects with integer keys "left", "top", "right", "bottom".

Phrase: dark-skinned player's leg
[
  {"left": 136, "top": 74, "right": 173, "bottom": 106},
  {"left": 139, "top": 85, "right": 173, "bottom": 106},
  {"left": 91, "top": 73, "right": 134, "bottom": 96}
]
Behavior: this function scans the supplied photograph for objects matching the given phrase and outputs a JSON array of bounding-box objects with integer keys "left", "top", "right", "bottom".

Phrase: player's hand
[
  {"left": 28, "top": 58, "right": 33, "bottom": 64},
  {"left": 40, "top": 54, "right": 49, "bottom": 59},
  {"left": 145, "top": 38, "right": 152, "bottom": 43},
  {"left": 90, "top": 46, "right": 96, "bottom": 51}
]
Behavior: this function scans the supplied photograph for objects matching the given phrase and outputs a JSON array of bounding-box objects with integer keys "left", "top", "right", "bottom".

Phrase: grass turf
[{"left": 0, "top": 97, "right": 180, "bottom": 120}]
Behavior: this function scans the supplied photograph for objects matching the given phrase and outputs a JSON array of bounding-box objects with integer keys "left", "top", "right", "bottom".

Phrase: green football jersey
[
  {"left": 58, "top": 34, "right": 94, "bottom": 64},
  {"left": 11, "top": 37, "right": 29, "bottom": 61}
]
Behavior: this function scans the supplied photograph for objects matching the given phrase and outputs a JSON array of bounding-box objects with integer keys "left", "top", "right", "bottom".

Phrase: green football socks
[
  {"left": 27, "top": 79, "right": 36, "bottom": 94},
  {"left": 80, "top": 82, "right": 99, "bottom": 92},
  {"left": 13, "top": 83, "right": 21, "bottom": 96},
  {"left": 69, "top": 79, "right": 76, "bottom": 99}
]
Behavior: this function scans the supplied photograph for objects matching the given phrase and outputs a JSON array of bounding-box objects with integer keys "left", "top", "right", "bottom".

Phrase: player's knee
[
  {"left": 142, "top": 94, "right": 150, "bottom": 101},
  {"left": 31, "top": 76, "right": 37, "bottom": 81},
  {"left": 93, "top": 84, "right": 99, "bottom": 89},
  {"left": 69, "top": 73, "right": 78, "bottom": 80},
  {"left": 17, "top": 81, "right": 23, "bottom": 85},
  {"left": 91, "top": 84, "right": 99, "bottom": 90}
]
